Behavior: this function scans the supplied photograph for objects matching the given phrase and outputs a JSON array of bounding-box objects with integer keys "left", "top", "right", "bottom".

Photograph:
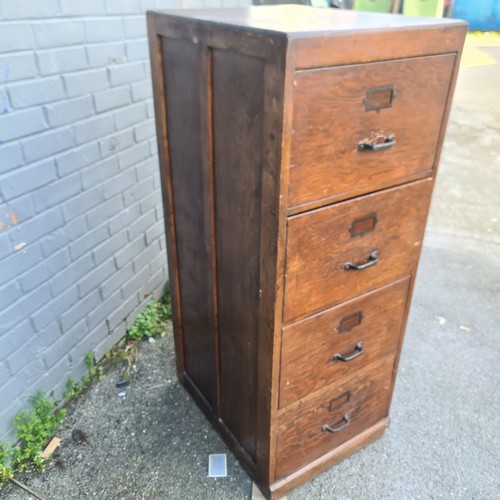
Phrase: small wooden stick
[
  {"left": 40, "top": 436, "right": 61, "bottom": 459},
  {"left": 145, "top": 383, "right": 168, "bottom": 390},
  {"left": 141, "top": 476, "right": 157, "bottom": 500},
  {"left": 9, "top": 477, "right": 46, "bottom": 500}
]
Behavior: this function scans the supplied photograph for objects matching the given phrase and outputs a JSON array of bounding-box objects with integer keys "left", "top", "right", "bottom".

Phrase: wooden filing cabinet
[{"left": 147, "top": 6, "right": 466, "bottom": 498}]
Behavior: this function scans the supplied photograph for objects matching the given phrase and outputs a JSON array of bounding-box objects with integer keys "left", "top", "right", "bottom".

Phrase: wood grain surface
[
  {"left": 284, "top": 178, "right": 433, "bottom": 323},
  {"left": 150, "top": 5, "right": 463, "bottom": 34},
  {"left": 280, "top": 277, "right": 410, "bottom": 407},
  {"left": 269, "top": 417, "right": 389, "bottom": 498},
  {"left": 292, "top": 24, "right": 466, "bottom": 69},
  {"left": 213, "top": 49, "right": 265, "bottom": 461},
  {"left": 275, "top": 356, "right": 394, "bottom": 479},
  {"left": 162, "top": 37, "right": 217, "bottom": 406},
  {"left": 289, "top": 55, "right": 455, "bottom": 212},
  {"left": 147, "top": 7, "right": 467, "bottom": 498},
  {"left": 254, "top": 42, "right": 290, "bottom": 485}
]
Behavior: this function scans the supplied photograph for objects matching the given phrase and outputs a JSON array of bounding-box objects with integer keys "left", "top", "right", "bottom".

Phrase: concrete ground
[{"left": 3, "top": 35, "right": 500, "bottom": 500}]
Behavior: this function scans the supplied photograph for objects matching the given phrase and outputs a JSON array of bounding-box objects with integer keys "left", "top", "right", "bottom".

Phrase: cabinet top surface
[{"left": 149, "top": 5, "right": 465, "bottom": 36}]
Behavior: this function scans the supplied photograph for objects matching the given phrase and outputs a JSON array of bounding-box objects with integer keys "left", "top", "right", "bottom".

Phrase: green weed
[
  {"left": 0, "top": 292, "right": 172, "bottom": 488},
  {"left": 63, "top": 377, "right": 85, "bottom": 400},
  {"left": 84, "top": 351, "right": 104, "bottom": 382},
  {"left": 0, "top": 393, "right": 66, "bottom": 487},
  {"left": 64, "top": 352, "right": 105, "bottom": 402},
  {"left": 0, "top": 443, "right": 14, "bottom": 488},
  {"left": 126, "top": 293, "right": 172, "bottom": 341}
]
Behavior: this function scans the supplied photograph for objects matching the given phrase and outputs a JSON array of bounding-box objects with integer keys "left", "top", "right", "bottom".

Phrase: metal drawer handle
[
  {"left": 322, "top": 415, "right": 350, "bottom": 433},
  {"left": 358, "top": 135, "right": 396, "bottom": 151},
  {"left": 344, "top": 251, "right": 378, "bottom": 271},
  {"left": 332, "top": 342, "right": 364, "bottom": 362}
]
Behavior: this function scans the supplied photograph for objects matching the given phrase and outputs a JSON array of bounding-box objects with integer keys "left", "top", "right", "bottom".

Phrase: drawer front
[
  {"left": 280, "top": 277, "right": 410, "bottom": 408},
  {"left": 275, "top": 357, "right": 394, "bottom": 479},
  {"left": 289, "top": 54, "right": 455, "bottom": 212},
  {"left": 284, "top": 178, "right": 432, "bottom": 323}
]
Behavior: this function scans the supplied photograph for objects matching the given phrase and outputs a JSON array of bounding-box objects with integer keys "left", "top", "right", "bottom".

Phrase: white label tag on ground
[{"left": 208, "top": 454, "right": 227, "bottom": 477}]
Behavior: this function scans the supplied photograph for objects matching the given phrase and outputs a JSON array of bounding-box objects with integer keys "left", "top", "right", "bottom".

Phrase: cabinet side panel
[
  {"left": 162, "top": 37, "right": 216, "bottom": 407},
  {"left": 213, "top": 49, "right": 265, "bottom": 461}
]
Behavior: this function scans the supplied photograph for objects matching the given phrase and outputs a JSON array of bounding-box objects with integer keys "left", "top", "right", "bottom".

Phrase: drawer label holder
[
  {"left": 337, "top": 311, "right": 364, "bottom": 333},
  {"left": 364, "top": 85, "right": 397, "bottom": 112},
  {"left": 349, "top": 212, "right": 378, "bottom": 237}
]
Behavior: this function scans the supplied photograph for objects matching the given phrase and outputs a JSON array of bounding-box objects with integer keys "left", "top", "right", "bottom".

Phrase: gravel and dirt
[{"left": 2, "top": 327, "right": 252, "bottom": 500}]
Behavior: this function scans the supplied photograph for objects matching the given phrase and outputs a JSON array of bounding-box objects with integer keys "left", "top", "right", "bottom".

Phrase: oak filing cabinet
[{"left": 147, "top": 6, "right": 466, "bottom": 498}]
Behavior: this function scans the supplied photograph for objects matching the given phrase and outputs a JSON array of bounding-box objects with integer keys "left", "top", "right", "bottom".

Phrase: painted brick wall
[{"left": 0, "top": 0, "right": 250, "bottom": 442}]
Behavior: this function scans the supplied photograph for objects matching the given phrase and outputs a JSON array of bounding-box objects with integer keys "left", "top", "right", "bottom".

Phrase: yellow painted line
[
  {"left": 460, "top": 35, "right": 498, "bottom": 68},
  {"left": 466, "top": 32, "right": 500, "bottom": 48}
]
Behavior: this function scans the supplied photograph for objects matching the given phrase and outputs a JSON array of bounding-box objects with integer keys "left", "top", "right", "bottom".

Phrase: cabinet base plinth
[
  {"left": 182, "top": 371, "right": 389, "bottom": 500},
  {"left": 266, "top": 417, "right": 390, "bottom": 500}
]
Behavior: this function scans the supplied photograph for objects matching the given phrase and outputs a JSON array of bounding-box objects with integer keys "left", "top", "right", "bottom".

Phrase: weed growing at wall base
[
  {"left": 0, "top": 393, "right": 66, "bottom": 488},
  {"left": 105, "top": 292, "right": 172, "bottom": 376},
  {"left": 126, "top": 292, "right": 172, "bottom": 341},
  {"left": 0, "top": 292, "right": 172, "bottom": 488},
  {"left": 0, "top": 443, "right": 14, "bottom": 487},
  {"left": 64, "top": 352, "right": 105, "bottom": 401}
]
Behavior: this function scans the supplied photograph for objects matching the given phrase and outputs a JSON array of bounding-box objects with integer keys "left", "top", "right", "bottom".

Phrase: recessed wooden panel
[
  {"left": 280, "top": 277, "right": 410, "bottom": 407},
  {"left": 289, "top": 55, "right": 455, "bottom": 211},
  {"left": 275, "top": 357, "right": 394, "bottom": 479},
  {"left": 162, "top": 37, "right": 217, "bottom": 407},
  {"left": 213, "top": 49, "right": 265, "bottom": 462},
  {"left": 284, "top": 179, "right": 433, "bottom": 323}
]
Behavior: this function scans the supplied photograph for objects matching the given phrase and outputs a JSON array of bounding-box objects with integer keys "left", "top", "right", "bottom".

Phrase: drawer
[
  {"left": 280, "top": 277, "right": 410, "bottom": 408},
  {"left": 284, "top": 178, "right": 432, "bottom": 323},
  {"left": 275, "top": 356, "right": 394, "bottom": 479},
  {"left": 289, "top": 54, "right": 455, "bottom": 212}
]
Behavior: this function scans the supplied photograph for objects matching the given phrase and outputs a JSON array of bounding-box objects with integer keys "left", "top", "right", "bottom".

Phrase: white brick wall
[{"left": 0, "top": 0, "right": 251, "bottom": 442}]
